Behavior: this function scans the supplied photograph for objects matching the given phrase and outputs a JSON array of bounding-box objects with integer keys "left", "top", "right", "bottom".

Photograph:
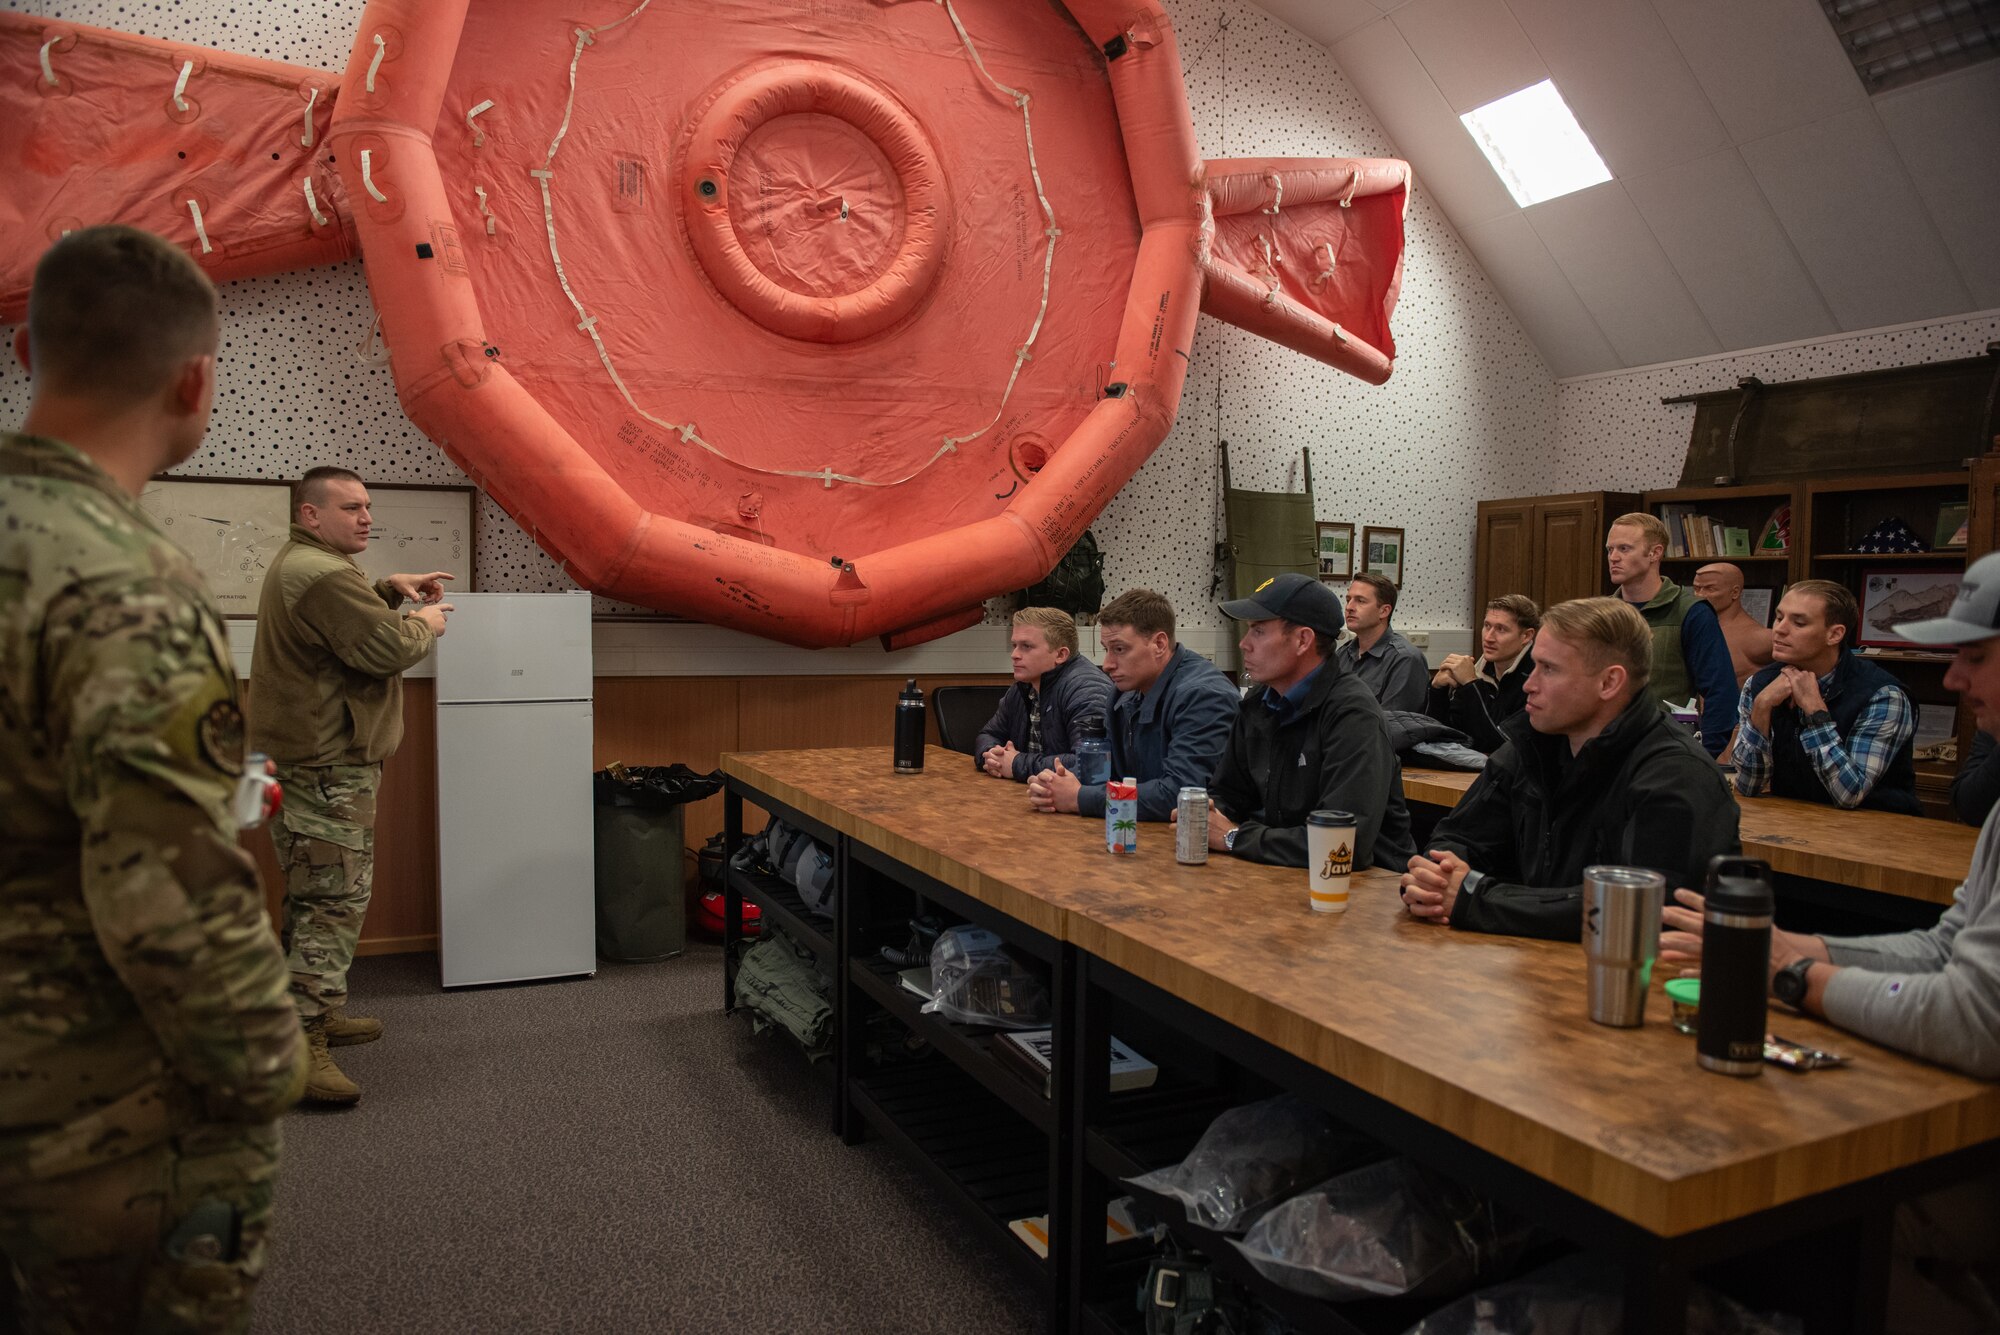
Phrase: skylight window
[{"left": 1459, "top": 80, "right": 1613, "bottom": 208}]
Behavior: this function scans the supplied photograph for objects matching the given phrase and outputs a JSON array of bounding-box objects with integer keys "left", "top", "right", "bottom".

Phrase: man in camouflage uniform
[
  {"left": 250, "top": 467, "right": 451, "bottom": 1104},
  {"left": 2, "top": 227, "right": 307, "bottom": 1331}
]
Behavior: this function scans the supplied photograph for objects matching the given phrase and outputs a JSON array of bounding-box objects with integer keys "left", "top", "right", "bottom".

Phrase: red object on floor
[{"left": 692, "top": 889, "right": 761, "bottom": 940}]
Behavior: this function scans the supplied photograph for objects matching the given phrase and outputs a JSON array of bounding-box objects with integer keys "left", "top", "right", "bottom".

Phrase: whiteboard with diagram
[{"left": 139, "top": 476, "right": 477, "bottom": 617}]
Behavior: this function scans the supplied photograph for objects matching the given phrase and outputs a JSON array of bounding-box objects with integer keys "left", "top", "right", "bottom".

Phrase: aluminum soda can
[{"left": 1176, "top": 787, "right": 1209, "bottom": 864}]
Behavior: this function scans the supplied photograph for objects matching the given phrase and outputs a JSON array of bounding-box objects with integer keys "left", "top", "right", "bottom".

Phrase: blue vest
[{"left": 1747, "top": 654, "right": 1921, "bottom": 816}]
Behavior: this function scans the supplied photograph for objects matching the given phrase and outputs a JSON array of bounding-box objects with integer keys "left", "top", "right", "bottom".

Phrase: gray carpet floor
[{"left": 253, "top": 947, "right": 1049, "bottom": 1334}]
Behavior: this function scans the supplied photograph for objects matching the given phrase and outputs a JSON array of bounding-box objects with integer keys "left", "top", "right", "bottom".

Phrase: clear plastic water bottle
[{"left": 1073, "top": 715, "right": 1110, "bottom": 787}]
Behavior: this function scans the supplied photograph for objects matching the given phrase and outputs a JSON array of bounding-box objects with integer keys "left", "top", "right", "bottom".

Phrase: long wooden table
[
  {"left": 722, "top": 747, "right": 2000, "bottom": 1335},
  {"left": 1401, "top": 766, "right": 1978, "bottom": 906}
]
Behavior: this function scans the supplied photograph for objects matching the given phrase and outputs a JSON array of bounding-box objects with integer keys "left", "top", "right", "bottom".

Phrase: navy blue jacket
[
  {"left": 1076, "top": 644, "right": 1239, "bottom": 822},
  {"left": 972, "top": 653, "right": 1116, "bottom": 780}
]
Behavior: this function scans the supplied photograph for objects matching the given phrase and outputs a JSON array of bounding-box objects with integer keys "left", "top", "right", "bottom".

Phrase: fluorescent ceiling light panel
[{"left": 1460, "top": 80, "right": 1613, "bottom": 208}]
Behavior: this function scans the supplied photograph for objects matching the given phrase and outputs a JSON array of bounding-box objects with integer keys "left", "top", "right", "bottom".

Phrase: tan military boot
[
  {"left": 303, "top": 1020, "right": 361, "bottom": 1105},
  {"left": 323, "top": 1008, "right": 383, "bottom": 1047}
]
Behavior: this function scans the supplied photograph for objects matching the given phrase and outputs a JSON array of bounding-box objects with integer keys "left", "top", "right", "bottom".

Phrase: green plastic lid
[{"left": 1664, "top": 978, "right": 1701, "bottom": 1004}]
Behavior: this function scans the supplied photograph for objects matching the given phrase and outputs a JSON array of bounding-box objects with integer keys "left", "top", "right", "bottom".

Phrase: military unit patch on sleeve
[{"left": 198, "top": 698, "right": 246, "bottom": 775}]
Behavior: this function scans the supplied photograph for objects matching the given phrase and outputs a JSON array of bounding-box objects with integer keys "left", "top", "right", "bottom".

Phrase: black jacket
[
  {"left": 1209, "top": 659, "right": 1417, "bottom": 871},
  {"left": 1426, "top": 692, "right": 1741, "bottom": 941},
  {"left": 972, "top": 654, "right": 1116, "bottom": 780},
  {"left": 1426, "top": 649, "right": 1532, "bottom": 755}
]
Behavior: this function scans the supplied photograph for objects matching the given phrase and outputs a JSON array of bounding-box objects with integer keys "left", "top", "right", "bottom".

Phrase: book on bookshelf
[
  {"left": 1723, "top": 527, "right": 1751, "bottom": 557},
  {"left": 1009, "top": 1197, "right": 1140, "bottom": 1259},
  {"left": 994, "top": 1028, "right": 1159, "bottom": 1098},
  {"left": 1757, "top": 505, "right": 1790, "bottom": 553}
]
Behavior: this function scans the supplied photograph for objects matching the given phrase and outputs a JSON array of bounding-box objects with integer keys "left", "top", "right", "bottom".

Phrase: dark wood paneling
[
  {"left": 1535, "top": 498, "right": 1601, "bottom": 608},
  {"left": 1474, "top": 500, "right": 1533, "bottom": 621}
]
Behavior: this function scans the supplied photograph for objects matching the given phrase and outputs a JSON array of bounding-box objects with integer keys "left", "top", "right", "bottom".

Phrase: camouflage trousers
[
  {"left": 0, "top": 1122, "right": 281, "bottom": 1335},
  {"left": 269, "top": 762, "right": 381, "bottom": 1020}
]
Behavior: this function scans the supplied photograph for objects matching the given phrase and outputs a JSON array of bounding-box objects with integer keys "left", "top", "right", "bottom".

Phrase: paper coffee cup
[{"left": 1306, "top": 810, "right": 1357, "bottom": 913}]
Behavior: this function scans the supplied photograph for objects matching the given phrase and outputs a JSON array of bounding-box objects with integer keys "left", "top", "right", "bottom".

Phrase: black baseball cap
[
  {"left": 1219, "top": 572, "right": 1344, "bottom": 637},
  {"left": 1896, "top": 551, "right": 2000, "bottom": 646}
]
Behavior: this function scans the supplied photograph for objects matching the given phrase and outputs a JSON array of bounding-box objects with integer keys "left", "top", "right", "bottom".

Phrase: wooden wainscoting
[{"left": 246, "top": 673, "right": 1010, "bottom": 956}]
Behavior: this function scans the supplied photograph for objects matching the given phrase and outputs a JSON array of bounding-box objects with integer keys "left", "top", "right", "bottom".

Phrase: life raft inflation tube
[{"left": 0, "top": 3, "right": 1409, "bottom": 650}]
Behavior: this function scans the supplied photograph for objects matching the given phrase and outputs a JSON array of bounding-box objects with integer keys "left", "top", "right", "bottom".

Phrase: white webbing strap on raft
[
  {"left": 475, "top": 185, "right": 497, "bottom": 236},
  {"left": 302, "top": 178, "right": 329, "bottom": 228},
  {"left": 466, "top": 99, "right": 495, "bottom": 147},
  {"left": 186, "top": 198, "right": 212, "bottom": 254},
  {"left": 529, "top": 0, "right": 1060, "bottom": 490},
  {"left": 172, "top": 60, "right": 194, "bottom": 112},
  {"left": 365, "top": 33, "right": 387, "bottom": 94},
  {"left": 359, "top": 149, "right": 388, "bottom": 204},
  {"left": 1341, "top": 168, "right": 1361, "bottom": 208},
  {"left": 38, "top": 35, "right": 59, "bottom": 87},
  {"left": 301, "top": 87, "right": 319, "bottom": 148},
  {"left": 1314, "top": 242, "right": 1335, "bottom": 287}
]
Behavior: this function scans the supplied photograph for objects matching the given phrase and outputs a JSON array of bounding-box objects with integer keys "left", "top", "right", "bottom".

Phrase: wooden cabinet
[{"left": 1472, "top": 492, "right": 1636, "bottom": 622}]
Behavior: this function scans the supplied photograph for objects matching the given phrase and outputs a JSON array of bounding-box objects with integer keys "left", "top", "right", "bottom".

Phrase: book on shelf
[
  {"left": 1723, "top": 527, "right": 1751, "bottom": 557},
  {"left": 898, "top": 967, "right": 933, "bottom": 1001},
  {"left": 1009, "top": 1197, "right": 1140, "bottom": 1259},
  {"left": 1936, "top": 501, "right": 1970, "bottom": 550},
  {"left": 993, "top": 1028, "right": 1159, "bottom": 1098},
  {"left": 1758, "top": 504, "right": 1790, "bottom": 554}
]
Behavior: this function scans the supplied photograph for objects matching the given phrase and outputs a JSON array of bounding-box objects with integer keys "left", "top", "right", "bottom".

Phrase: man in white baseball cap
[{"left": 1664, "top": 552, "right": 2000, "bottom": 1329}]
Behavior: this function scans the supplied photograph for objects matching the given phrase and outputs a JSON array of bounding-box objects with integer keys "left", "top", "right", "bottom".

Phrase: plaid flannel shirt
[{"left": 1732, "top": 671, "right": 1915, "bottom": 809}]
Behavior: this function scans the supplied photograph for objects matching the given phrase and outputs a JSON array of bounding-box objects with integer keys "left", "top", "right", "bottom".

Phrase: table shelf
[
  {"left": 727, "top": 864, "right": 834, "bottom": 959},
  {"left": 851, "top": 952, "right": 1057, "bottom": 1134},
  {"left": 849, "top": 1061, "right": 1052, "bottom": 1291}
]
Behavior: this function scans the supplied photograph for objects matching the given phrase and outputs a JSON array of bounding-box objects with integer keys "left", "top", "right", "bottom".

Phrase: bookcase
[{"left": 1642, "top": 469, "right": 1974, "bottom": 818}]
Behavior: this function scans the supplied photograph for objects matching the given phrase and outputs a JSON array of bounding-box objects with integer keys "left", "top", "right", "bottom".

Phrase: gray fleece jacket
[{"left": 1820, "top": 806, "right": 2000, "bottom": 1078}]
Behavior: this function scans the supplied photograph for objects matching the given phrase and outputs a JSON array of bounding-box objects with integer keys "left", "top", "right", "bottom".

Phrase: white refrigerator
[{"left": 434, "top": 592, "right": 596, "bottom": 988}]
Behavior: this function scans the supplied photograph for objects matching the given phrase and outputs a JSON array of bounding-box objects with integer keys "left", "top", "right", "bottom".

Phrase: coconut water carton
[{"left": 1105, "top": 776, "right": 1138, "bottom": 854}]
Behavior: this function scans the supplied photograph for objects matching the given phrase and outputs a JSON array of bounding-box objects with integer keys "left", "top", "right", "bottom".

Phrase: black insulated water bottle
[
  {"left": 1697, "top": 855, "right": 1772, "bottom": 1077},
  {"left": 893, "top": 678, "right": 926, "bottom": 774}
]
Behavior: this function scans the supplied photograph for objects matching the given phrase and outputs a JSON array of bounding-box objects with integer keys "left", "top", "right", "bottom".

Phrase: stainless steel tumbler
[{"left": 1582, "top": 865, "right": 1665, "bottom": 1028}]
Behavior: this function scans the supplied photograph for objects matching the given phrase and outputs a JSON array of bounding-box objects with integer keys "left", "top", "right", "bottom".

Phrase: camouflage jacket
[
  {"left": 248, "top": 525, "right": 433, "bottom": 765},
  {"left": 0, "top": 433, "right": 304, "bottom": 1184}
]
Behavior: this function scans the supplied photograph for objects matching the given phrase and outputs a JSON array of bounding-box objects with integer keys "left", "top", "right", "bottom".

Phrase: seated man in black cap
[{"left": 1193, "top": 573, "right": 1417, "bottom": 869}]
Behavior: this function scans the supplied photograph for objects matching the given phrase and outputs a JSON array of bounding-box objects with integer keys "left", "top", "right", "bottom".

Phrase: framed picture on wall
[
  {"left": 1361, "top": 526, "right": 1404, "bottom": 587},
  {"left": 1739, "top": 587, "right": 1774, "bottom": 628},
  {"left": 139, "top": 475, "right": 478, "bottom": 617},
  {"left": 1316, "top": 521, "right": 1354, "bottom": 582},
  {"left": 1860, "top": 570, "right": 1960, "bottom": 647}
]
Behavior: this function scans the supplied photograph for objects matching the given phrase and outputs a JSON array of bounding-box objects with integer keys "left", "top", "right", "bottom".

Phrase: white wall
[{"left": 2, "top": 0, "right": 1560, "bottom": 654}]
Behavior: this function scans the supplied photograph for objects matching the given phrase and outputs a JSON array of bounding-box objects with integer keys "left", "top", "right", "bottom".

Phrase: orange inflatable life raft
[{"left": 0, "top": 2, "right": 1409, "bottom": 648}]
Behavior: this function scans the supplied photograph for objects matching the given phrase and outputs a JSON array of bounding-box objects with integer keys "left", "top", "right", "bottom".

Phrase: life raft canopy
[{"left": 0, "top": 1, "right": 1408, "bottom": 649}]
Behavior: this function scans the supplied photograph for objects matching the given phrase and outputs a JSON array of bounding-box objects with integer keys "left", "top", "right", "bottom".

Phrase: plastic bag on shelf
[
  {"left": 1127, "top": 1094, "right": 1380, "bottom": 1234},
  {"left": 920, "top": 924, "right": 1051, "bottom": 1030},
  {"left": 1400, "top": 1255, "right": 1801, "bottom": 1335},
  {"left": 1233, "top": 1157, "right": 1530, "bottom": 1303}
]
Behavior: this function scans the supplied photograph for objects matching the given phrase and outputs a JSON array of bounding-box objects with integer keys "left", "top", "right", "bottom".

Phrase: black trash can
[{"left": 592, "top": 764, "right": 722, "bottom": 962}]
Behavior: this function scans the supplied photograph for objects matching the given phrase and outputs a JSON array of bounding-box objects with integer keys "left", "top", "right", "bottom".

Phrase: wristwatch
[
  {"left": 1801, "top": 708, "right": 1834, "bottom": 731},
  {"left": 1772, "top": 958, "right": 1814, "bottom": 1010},
  {"left": 1223, "top": 828, "right": 1238, "bottom": 852}
]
